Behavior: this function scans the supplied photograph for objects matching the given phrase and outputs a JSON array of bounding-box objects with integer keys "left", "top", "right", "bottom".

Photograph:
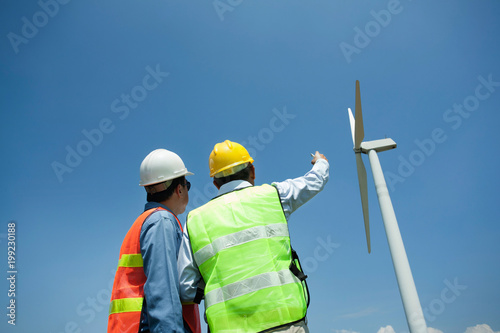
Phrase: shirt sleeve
[
  {"left": 177, "top": 224, "right": 204, "bottom": 303},
  {"left": 272, "top": 158, "right": 330, "bottom": 220},
  {"left": 140, "top": 211, "right": 185, "bottom": 332}
]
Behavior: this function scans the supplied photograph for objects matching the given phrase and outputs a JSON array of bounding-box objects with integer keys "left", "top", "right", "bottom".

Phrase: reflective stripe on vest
[
  {"left": 117, "top": 254, "right": 143, "bottom": 268},
  {"left": 194, "top": 223, "right": 290, "bottom": 266},
  {"left": 187, "top": 184, "right": 307, "bottom": 333},
  {"left": 109, "top": 297, "right": 144, "bottom": 315},
  {"left": 204, "top": 269, "right": 299, "bottom": 308}
]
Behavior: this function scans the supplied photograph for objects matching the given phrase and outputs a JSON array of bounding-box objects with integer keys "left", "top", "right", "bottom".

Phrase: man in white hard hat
[
  {"left": 178, "top": 140, "right": 329, "bottom": 333},
  {"left": 108, "top": 149, "right": 200, "bottom": 333}
]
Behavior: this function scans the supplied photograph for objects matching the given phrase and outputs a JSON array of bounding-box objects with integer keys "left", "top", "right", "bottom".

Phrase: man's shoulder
[{"left": 142, "top": 208, "right": 179, "bottom": 230}]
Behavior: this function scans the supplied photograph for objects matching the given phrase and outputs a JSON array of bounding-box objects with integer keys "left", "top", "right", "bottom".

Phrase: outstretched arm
[{"left": 272, "top": 151, "right": 329, "bottom": 220}]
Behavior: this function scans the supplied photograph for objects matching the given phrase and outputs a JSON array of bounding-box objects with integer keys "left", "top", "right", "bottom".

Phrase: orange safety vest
[{"left": 108, "top": 207, "right": 201, "bottom": 333}]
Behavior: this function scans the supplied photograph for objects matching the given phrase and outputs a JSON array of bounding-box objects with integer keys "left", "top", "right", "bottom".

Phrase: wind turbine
[{"left": 348, "top": 80, "right": 428, "bottom": 333}]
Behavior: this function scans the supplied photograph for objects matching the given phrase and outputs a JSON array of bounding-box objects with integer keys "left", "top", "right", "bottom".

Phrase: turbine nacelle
[{"left": 358, "top": 138, "right": 397, "bottom": 154}]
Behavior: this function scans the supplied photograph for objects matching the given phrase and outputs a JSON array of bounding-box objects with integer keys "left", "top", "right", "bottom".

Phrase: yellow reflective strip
[
  {"left": 109, "top": 297, "right": 143, "bottom": 315},
  {"left": 118, "top": 254, "right": 143, "bottom": 268}
]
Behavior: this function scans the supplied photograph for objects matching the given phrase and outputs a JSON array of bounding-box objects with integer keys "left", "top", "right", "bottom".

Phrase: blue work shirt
[{"left": 138, "top": 201, "right": 189, "bottom": 333}]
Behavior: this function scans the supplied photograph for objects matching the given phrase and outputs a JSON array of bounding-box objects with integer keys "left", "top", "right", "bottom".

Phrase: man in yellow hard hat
[{"left": 178, "top": 140, "right": 329, "bottom": 333}]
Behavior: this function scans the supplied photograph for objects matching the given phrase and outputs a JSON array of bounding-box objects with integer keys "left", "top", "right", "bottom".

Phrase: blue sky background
[{"left": 1, "top": 1, "right": 500, "bottom": 332}]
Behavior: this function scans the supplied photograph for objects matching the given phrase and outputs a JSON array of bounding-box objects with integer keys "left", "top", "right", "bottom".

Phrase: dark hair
[
  {"left": 213, "top": 164, "right": 252, "bottom": 188},
  {"left": 147, "top": 176, "right": 186, "bottom": 203}
]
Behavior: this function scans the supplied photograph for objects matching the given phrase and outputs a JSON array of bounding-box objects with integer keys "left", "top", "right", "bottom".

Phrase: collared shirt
[
  {"left": 177, "top": 158, "right": 329, "bottom": 302},
  {"left": 139, "top": 201, "right": 186, "bottom": 332}
]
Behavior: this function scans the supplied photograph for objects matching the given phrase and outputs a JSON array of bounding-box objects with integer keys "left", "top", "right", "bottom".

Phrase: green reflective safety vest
[{"left": 187, "top": 184, "right": 307, "bottom": 333}]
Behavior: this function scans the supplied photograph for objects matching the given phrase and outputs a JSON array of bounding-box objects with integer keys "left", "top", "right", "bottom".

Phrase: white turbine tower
[{"left": 348, "top": 80, "right": 428, "bottom": 333}]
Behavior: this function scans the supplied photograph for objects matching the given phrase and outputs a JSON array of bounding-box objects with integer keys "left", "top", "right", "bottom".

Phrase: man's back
[{"left": 186, "top": 184, "right": 308, "bottom": 332}]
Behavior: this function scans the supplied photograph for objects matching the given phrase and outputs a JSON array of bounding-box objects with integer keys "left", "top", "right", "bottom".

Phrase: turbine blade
[
  {"left": 356, "top": 152, "right": 371, "bottom": 253},
  {"left": 348, "top": 108, "right": 355, "bottom": 146},
  {"left": 354, "top": 80, "right": 364, "bottom": 150}
]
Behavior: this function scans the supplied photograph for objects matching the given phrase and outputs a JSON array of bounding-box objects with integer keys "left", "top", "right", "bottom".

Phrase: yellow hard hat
[{"left": 209, "top": 140, "right": 254, "bottom": 177}]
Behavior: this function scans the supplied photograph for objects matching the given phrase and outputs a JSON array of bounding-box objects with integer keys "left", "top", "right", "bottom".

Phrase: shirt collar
[
  {"left": 217, "top": 180, "right": 253, "bottom": 196},
  {"left": 144, "top": 201, "right": 174, "bottom": 214}
]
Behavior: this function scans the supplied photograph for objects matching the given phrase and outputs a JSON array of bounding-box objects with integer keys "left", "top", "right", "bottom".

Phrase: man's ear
[
  {"left": 250, "top": 164, "right": 255, "bottom": 181},
  {"left": 213, "top": 179, "right": 221, "bottom": 190},
  {"left": 176, "top": 184, "right": 183, "bottom": 196}
]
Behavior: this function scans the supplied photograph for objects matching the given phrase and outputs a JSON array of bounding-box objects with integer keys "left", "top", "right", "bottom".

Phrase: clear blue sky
[{"left": 1, "top": 1, "right": 499, "bottom": 332}]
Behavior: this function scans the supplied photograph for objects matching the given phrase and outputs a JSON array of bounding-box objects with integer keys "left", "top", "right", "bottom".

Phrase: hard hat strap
[
  {"left": 145, "top": 180, "right": 173, "bottom": 194},
  {"left": 214, "top": 163, "right": 249, "bottom": 178}
]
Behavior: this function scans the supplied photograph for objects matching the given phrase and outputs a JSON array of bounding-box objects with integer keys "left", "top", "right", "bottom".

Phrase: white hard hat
[{"left": 139, "top": 149, "right": 194, "bottom": 189}]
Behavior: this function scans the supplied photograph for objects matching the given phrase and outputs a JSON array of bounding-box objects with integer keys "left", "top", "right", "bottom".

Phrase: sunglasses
[{"left": 183, "top": 181, "right": 191, "bottom": 191}]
